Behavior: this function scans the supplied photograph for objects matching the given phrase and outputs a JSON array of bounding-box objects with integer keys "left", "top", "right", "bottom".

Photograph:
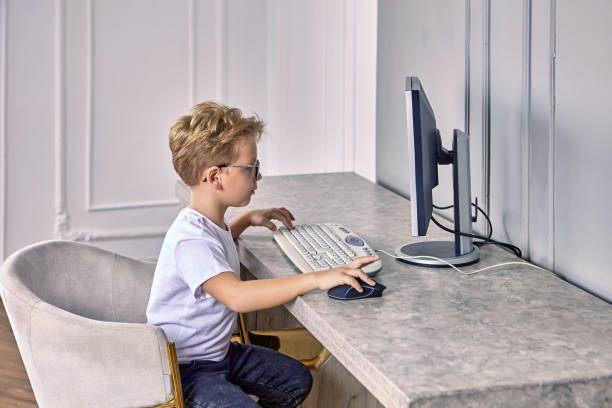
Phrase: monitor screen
[
  {"left": 398, "top": 76, "right": 479, "bottom": 267},
  {"left": 405, "top": 77, "right": 439, "bottom": 236}
]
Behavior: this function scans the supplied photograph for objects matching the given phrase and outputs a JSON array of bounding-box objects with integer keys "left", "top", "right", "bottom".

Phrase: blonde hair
[{"left": 169, "top": 101, "right": 264, "bottom": 186}]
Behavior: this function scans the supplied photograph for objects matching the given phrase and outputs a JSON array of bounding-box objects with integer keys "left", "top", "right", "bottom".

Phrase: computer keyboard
[{"left": 273, "top": 223, "right": 383, "bottom": 276}]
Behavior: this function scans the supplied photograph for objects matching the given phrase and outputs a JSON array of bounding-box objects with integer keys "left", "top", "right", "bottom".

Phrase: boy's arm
[
  {"left": 202, "top": 256, "right": 378, "bottom": 313},
  {"left": 229, "top": 208, "right": 295, "bottom": 240},
  {"left": 229, "top": 211, "right": 253, "bottom": 240},
  {"left": 203, "top": 272, "right": 318, "bottom": 312}
]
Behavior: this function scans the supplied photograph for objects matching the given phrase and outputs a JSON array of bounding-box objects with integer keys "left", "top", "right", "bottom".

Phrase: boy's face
[{"left": 221, "top": 136, "right": 261, "bottom": 207}]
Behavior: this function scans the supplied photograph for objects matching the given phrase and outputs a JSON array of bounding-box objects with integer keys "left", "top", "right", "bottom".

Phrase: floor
[{"left": 0, "top": 299, "right": 37, "bottom": 407}]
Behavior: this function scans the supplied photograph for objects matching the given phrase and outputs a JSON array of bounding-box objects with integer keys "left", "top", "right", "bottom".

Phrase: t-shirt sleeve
[{"left": 175, "top": 238, "right": 234, "bottom": 299}]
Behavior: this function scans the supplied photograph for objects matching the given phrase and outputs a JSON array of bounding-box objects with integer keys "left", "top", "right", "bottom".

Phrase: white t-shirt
[{"left": 146, "top": 207, "right": 240, "bottom": 363}]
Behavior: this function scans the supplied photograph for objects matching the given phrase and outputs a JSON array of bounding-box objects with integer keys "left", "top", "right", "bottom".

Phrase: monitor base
[{"left": 395, "top": 241, "right": 480, "bottom": 268}]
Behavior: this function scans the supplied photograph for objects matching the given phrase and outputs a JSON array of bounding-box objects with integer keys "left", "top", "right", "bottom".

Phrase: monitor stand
[
  {"left": 395, "top": 129, "right": 480, "bottom": 267},
  {"left": 396, "top": 241, "right": 480, "bottom": 267}
]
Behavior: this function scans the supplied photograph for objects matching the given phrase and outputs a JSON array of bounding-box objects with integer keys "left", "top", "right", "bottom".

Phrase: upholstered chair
[{"left": 0, "top": 240, "right": 183, "bottom": 408}]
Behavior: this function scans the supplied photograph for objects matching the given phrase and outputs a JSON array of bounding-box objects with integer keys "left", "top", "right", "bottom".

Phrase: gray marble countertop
[{"left": 222, "top": 172, "right": 612, "bottom": 407}]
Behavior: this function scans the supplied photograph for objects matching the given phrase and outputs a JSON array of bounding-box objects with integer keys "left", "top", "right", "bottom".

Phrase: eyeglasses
[{"left": 203, "top": 159, "right": 260, "bottom": 182}]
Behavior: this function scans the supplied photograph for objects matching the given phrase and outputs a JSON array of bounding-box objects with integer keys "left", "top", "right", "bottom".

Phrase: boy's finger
[
  {"left": 282, "top": 207, "right": 295, "bottom": 220},
  {"left": 275, "top": 210, "right": 293, "bottom": 229},
  {"left": 350, "top": 255, "right": 379, "bottom": 268},
  {"left": 346, "top": 276, "right": 364, "bottom": 293},
  {"left": 359, "top": 270, "right": 376, "bottom": 286},
  {"left": 346, "top": 268, "right": 374, "bottom": 286},
  {"left": 264, "top": 221, "right": 277, "bottom": 231},
  {"left": 279, "top": 207, "right": 295, "bottom": 221}
]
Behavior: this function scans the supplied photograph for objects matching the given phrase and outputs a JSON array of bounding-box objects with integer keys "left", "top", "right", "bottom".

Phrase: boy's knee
[
  {"left": 269, "top": 360, "right": 312, "bottom": 407},
  {"left": 293, "top": 363, "right": 313, "bottom": 404}
]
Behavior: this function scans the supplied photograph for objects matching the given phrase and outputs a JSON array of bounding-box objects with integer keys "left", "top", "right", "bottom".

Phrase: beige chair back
[{"left": 0, "top": 240, "right": 174, "bottom": 408}]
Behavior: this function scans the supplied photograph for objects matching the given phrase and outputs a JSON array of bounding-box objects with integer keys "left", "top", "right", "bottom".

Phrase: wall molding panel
[
  {"left": 520, "top": 0, "right": 532, "bottom": 259},
  {"left": 215, "top": 0, "right": 227, "bottom": 102},
  {"left": 7, "top": 0, "right": 377, "bottom": 260},
  {"left": 54, "top": 0, "right": 67, "bottom": 240},
  {"left": 84, "top": 0, "right": 93, "bottom": 211},
  {"left": 464, "top": 0, "right": 471, "bottom": 138},
  {"left": 187, "top": 0, "right": 195, "bottom": 107},
  {"left": 547, "top": 0, "right": 556, "bottom": 272},
  {"left": 524, "top": 0, "right": 556, "bottom": 270},
  {"left": 343, "top": 0, "right": 356, "bottom": 172},
  {"left": 56, "top": 224, "right": 168, "bottom": 242},
  {"left": 467, "top": 0, "right": 486, "bottom": 236},
  {"left": 352, "top": 0, "right": 377, "bottom": 181},
  {"left": 87, "top": 199, "right": 179, "bottom": 213},
  {"left": 0, "top": 0, "right": 6, "bottom": 260},
  {"left": 84, "top": 0, "right": 179, "bottom": 213},
  {"left": 55, "top": 0, "right": 176, "bottom": 246},
  {"left": 481, "top": 0, "right": 491, "bottom": 230},
  {"left": 471, "top": 0, "right": 550, "bottom": 263}
]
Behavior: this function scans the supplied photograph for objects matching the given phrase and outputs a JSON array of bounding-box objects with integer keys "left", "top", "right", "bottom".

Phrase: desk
[{"left": 209, "top": 172, "right": 612, "bottom": 407}]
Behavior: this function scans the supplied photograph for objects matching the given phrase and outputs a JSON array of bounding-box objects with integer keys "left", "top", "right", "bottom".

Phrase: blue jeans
[{"left": 179, "top": 342, "right": 313, "bottom": 408}]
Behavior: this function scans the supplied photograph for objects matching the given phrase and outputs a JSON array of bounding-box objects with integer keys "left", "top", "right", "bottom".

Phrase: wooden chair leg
[
  {"left": 238, "top": 313, "right": 250, "bottom": 344},
  {"left": 152, "top": 342, "right": 184, "bottom": 408}
]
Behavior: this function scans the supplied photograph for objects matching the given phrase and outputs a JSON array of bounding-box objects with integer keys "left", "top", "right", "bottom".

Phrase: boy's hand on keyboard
[
  {"left": 249, "top": 207, "right": 295, "bottom": 231},
  {"left": 314, "top": 256, "right": 379, "bottom": 292}
]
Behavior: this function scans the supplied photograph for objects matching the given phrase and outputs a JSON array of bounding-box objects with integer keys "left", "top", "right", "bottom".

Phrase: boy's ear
[
  {"left": 203, "top": 167, "right": 223, "bottom": 189},
  {"left": 200, "top": 168, "right": 209, "bottom": 183}
]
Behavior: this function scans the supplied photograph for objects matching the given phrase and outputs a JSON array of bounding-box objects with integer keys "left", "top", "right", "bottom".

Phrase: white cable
[{"left": 374, "top": 249, "right": 552, "bottom": 276}]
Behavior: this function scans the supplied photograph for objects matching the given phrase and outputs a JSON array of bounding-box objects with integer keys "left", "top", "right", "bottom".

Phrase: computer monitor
[{"left": 396, "top": 77, "right": 480, "bottom": 267}]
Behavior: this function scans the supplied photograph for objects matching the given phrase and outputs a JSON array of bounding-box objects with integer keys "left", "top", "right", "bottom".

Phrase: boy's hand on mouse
[
  {"left": 314, "top": 256, "right": 379, "bottom": 292},
  {"left": 249, "top": 207, "right": 295, "bottom": 231}
]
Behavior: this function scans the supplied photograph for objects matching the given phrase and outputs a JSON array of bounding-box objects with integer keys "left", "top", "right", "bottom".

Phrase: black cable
[
  {"left": 471, "top": 241, "right": 522, "bottom": 256},
  {"left": 430, "top": 215, "right": 522, "bottom": 258},
  {"left": 433, "top": 202, "right": 492, "bottom": 240},
  {"left": 433, "top": 202, "right": 519, "bottom": 256},
  {"left": 433, "top": 201, "right": 521, "bottom": 257}
]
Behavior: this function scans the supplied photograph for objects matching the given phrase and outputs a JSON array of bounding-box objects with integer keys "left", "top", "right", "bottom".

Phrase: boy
[{"left": 146, "top": 101, "right": 380, "bottom": 408}]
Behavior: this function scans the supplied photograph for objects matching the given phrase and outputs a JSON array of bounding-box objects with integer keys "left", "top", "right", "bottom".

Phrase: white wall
[
  {"left": 377, "top": 0, "right": 612, "bottom": 302},
  {"left": 0, "top": 0, "right": 377, "bottom": 261},
  {"left": 376, "top": 1, "right": 467, "bottom": 212},
  {"left": 554, "top": 0, "right": 612, "bottom": 301}
]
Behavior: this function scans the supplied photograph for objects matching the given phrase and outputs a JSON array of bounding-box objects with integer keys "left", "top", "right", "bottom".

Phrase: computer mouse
[{"left": 327, "top": 278, "right": 386, "bottom": 300}]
